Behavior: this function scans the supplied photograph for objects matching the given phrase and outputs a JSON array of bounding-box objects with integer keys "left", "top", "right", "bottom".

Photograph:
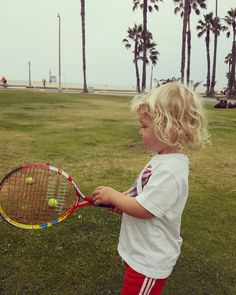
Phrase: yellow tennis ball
[
  {"left": 26, "top": 177, "right": 34, "bottom": 184},
  {"left": 48, "top": 198, "right": 58, "bottom": 207}
]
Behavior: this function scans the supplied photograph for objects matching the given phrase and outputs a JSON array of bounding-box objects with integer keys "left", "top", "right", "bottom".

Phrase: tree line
[{"left": 80, "top": 1, "right": 236, "bottom": 97}]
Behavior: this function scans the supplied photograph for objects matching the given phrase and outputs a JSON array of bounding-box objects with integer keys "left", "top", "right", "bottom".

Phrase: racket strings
[{"left": 0, "top": 168, "right": 77, "bottom": 225}]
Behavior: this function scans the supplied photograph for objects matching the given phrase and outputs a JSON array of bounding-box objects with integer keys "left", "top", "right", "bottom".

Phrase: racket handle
[
  {"left": 92, "top": 202, "right": 114, "bottom": 208},
  {"left": 84, "top": 196, "right": 114, "bottom": 208}
]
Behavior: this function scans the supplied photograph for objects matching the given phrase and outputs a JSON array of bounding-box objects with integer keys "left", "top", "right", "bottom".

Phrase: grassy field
[{"left": 0, "top": 90, "right": 235, "bottom": 295}]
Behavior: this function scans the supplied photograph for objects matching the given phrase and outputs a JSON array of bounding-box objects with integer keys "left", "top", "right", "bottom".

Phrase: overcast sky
[{"left": 1, "top": 0, "right": 235, "bottom": 90}]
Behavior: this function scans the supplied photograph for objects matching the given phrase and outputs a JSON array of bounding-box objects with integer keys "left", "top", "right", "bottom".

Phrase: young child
[{"left": 93, "top": 83, "right": 210, "bottom": 295}]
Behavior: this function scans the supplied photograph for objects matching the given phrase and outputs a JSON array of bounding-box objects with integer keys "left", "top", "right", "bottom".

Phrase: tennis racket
[{"left": 0, "top": 163, "right": 110, "bottom": 230}]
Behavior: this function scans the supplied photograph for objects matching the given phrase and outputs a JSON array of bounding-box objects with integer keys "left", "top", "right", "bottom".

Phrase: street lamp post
[
  {"left": 57, "top": 13, "right": 62, "bottom": 92},
  {"left": 28, "top": 61, "right": 32, "bottom": 87}
]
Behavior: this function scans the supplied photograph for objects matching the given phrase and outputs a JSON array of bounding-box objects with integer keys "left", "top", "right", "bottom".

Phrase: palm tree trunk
[
  {"left": 206, "top": 30, "right": 211, "bottom": 96},
  {"left": 209, "top": 0, "right": 218, "bottom": 96},
  {"left": 186, "top": 15, "right": 191, "bottom": 86},
  {"left": 81, "top": 0, "right": 88, "bottom": 93},
  {"left": 210, "top": 25, "right": 217, "bottom": 96},
  {"left": 134, "top": 37, "right": 141, "bottom": 93},
  {"left": 141, "top": 0, "right": 148, "bottom": 92},
  {"left": 135, "top": 61, "right": 141, "bottom": 93},
  {"left": 181, "top": 0, "right": 189, "bottom": 84},
  {"left": 228, "top": 63, "right": 231, "bottom": 88},
  {"left": 229, "top": 36, "right": 236, "bottom": 96}
]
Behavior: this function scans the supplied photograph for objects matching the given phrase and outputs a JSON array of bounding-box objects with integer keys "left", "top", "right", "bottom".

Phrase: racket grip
[{"left": 92, "top": 202, "right": 114, "bottom": 208}]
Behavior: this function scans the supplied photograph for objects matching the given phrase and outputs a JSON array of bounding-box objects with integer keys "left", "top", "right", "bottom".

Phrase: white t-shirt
[{"left": 118, "top": 153, "right": 189, "bottom": 279}]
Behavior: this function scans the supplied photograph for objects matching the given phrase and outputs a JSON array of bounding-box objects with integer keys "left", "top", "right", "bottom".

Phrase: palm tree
[
  {"left": 159, "top": 77, "right": 181, "bottom": 85},
  {"left": 192, "top": 80, "right": 202, "bottom": 91},
  {"left": 197, "top": 12, "right": 214, "bottom": 95},
  {"left": 223, "top": 8, "right": 236, "bottom": 96},
  {"left": 123, "top": 25, "right": 159, "bottom": 93},
  {"left": 210, "top": 18, "right": 227, "bottom": 95},
  {"left": 123, "top": 24, "right": 143, "bottom": 92},
  {"left": 147, "top": 41, "right": 159, "bottom": 67},
  {"left": 209, "top": 0, "right": 219, "bottom": 96},
  {"left": 153, "top": 78, "right": 160, "bottom": 87},
  {"left": 173, "top": 0, "right": 206, "bottom": 85},
  {"left": 224, "top": 53, "right": 232, "bottom": 87},
  {"left": 80, "top": 0, "right": 88, "bottom": 93},
  {"left": 133, "top": 0, "right": 163, "bottom": 91},
  {"left": 187, "top": 0, "right": 206, "bottom": 86},
  {"left": 173, "top": 0, "right": 188, "bottom": 83}
]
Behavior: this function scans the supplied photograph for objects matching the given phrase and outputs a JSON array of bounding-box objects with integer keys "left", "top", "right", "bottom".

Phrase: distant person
[
  {"left": 214, "top": 99, "right": 228, "bottom": 109},
  {"left": 1, "top": 76, "right": 7, "bottom": 87},
  {"left": 93, "top": 83, "right": 210, "bottom": 294},
  {"left": 228, "top": 101, "right": 236, "bottom": 108},
  {"left": 42, "top": 79, "right": 46, "bottom": 88}
]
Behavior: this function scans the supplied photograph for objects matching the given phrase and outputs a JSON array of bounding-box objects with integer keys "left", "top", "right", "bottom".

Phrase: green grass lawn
[{"left": 0, "top": 90, "right": 235, "bottom": 295}]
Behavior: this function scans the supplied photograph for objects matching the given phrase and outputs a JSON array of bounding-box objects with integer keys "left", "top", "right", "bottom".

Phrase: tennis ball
[
  {"left": 48, "top": 198, "right": 58, "bottom": 208},
  {"left": 26, "top": 177, "right": 34, "bottom": 184}
]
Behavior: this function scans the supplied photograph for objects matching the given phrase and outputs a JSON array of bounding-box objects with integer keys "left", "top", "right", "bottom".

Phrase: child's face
[{"left": 139, "top": 113, "right": 173, "bottom": 154}]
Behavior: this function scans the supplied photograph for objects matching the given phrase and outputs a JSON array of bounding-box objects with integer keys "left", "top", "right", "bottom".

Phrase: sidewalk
[
  {"left": 0, "top": 84, "right": 137, "bottom": 96},
  {"left": 1, "top": 84, "right": 235, "bottom": 102}
]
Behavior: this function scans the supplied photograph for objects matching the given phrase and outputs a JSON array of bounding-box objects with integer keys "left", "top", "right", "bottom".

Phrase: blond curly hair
[{"left": 131, "top": 83, "right": 210, "bottom": 151}]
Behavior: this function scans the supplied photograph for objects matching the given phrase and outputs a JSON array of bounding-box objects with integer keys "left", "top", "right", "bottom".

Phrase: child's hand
[
  {"left": 93, "top": 187, "right": 153, "bottom": 219},
  {"left": 93, "top": 186, "right": 118, "bottom": 205}
]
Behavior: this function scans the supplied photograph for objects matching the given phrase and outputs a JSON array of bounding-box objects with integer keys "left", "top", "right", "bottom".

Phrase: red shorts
[{"left": 120, "top": 263, "right": 167, "bottom": 295}]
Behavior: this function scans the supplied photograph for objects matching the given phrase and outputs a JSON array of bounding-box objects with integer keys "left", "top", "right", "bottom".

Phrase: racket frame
[{"left": 0, "top": 164, "right": 97, "bottom": 229}]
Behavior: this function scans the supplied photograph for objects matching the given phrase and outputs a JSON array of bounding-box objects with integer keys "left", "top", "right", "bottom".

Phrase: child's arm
[{"left": 93, "top": 186, "right": 153, "bottom": 219}]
